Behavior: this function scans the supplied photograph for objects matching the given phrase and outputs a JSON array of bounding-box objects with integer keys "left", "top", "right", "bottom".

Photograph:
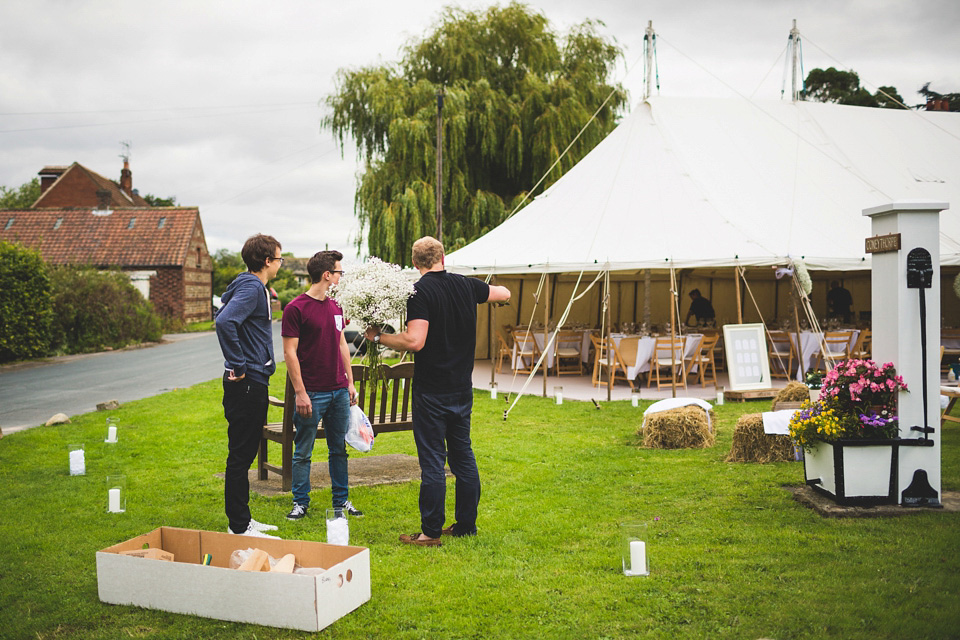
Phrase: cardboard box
[{"left": 96, "top": 527, "right": 370, "bottom": 631}]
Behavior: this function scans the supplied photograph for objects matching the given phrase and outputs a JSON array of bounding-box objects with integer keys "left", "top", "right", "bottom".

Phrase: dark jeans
[
  {"left": 222, "top": 373, "right": 269, "bottom": 534},
  {"left": 412, "top": 388, "right": 480, "bottom": 538}
]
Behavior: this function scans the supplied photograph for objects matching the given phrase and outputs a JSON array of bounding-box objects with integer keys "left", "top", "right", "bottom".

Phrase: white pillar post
[{"left": 863, "top": 200, "right": 947, "bottom": 505}]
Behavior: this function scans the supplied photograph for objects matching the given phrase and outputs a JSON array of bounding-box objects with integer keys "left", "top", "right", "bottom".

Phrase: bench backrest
[{"left": 352, "top": 362, "right": 415, "bottom": 434}]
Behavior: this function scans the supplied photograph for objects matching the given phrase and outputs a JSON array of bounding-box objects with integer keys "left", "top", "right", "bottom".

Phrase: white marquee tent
[{"left": 446, "top": 96, "right": 960, "bottom": 276}]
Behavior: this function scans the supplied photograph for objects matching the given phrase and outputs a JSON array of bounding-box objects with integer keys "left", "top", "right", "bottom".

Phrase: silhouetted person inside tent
[{"left": 826, "top": 280, "right": 853, "bottom": 324}]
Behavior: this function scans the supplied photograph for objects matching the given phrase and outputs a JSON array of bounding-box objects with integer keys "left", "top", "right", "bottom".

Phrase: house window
[
  {"left": 196, "top": 247, "right": 202, "bottom": 267},
  {"left": 127, "top": 217, "right": 136, "bottom": 229},
  {"left": 54, "top": 217, "right": 63, "bottom": 230},
  {"left": 4, "top": 218, "right": 13, "bottom": 230},
  {"left": 157, "top": 217, "right": 166, "bottom": 229}
]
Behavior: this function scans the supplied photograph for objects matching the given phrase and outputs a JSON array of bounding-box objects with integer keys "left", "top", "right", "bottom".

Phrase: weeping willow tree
[{"left": 323, "top": 2, "right": 627, "bottom": 265}]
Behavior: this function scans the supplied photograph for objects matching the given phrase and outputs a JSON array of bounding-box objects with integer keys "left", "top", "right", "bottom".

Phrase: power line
[
  {"left": 0, "top": 104, "right": 315, "bottom": 134},
  {"left": 0, "top": 101, "right": 316, "bottom": 117}
]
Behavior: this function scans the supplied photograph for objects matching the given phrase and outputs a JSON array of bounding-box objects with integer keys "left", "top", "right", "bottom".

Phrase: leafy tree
[
  {"left": 324, "top": 2, "right": 627, "bottom": 264},
  {"left": 0, "top": 241, "right": 53, "bottom": 362},
  {"left": 918, "top": 83, "right": 960, "bottom": 111},
  {"left": 142, "top": 193, "right": 178, "bottom": 206},
  {"left": 212, "top": 249, "right": 245, "bottom": 295},
  {"left": 0, "top": 178, "right": 41, "bottom": 208},
  {"left": 211, "top": 248, "right": 298, "bottom": 294},
  {"left": 802, "top": 67, "right": 903, "bottom": 109}
]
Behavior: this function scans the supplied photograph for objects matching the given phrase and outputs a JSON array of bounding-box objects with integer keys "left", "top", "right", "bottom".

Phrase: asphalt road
[{"left": 0, "top": 327, "right": 284, "bottom": 434}]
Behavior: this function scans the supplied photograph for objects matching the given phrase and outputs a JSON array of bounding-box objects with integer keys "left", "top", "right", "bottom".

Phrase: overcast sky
[{"left": 2, "top": 0, "right": 958, "bottom": 259}]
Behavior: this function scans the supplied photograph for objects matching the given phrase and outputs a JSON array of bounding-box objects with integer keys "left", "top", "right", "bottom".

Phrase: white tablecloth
[
  {"left": 792, "top": 330, "right": 859, "bottom": 380},
  {"left": 611, "top": 333, "right": 703, "bottom": 377}
]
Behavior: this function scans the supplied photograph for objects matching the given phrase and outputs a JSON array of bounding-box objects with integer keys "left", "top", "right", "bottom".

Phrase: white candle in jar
[
  {"left": 106, "top": 426, "right": 118, "bottom": 442},
  {"left": 108, "top": 488, "right": 122, "bottom": 512},
  {"left": 630, "top": 540, "right": 647, "bottom": 575},
  {"left": 631, "top": 394, "right": 639, "bottom": 408},
  {"left": 69, "top": 449, "right": 85, "bottom": 475}
]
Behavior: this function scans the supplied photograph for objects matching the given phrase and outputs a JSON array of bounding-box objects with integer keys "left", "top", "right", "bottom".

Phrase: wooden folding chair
[
  {"left": 496, "top": 333, "right": 513, "bottom": 373},
  {"left": 813, "top": 331, "right": 853, "bottom": 372},
  {"left": 694, "top": 333, "right": 720, "bottom": 386},
  {"left": 649, "top": 336, "right": 687, "bottom": 390},
  {"left": 554, "top": 329, "right": 584, "bottom": 375},
  {"left": 942, "top": 386, "right": 960, "bottom": 428},
  {"left": 590, "top": 334, "right": 634, "bottom": 389},
  {"left": 682, "top": 334, "right": 705, "bottom": 386},
  {"left": 850, "top": 329, "right": 871, "bottom": 360},
  {"left": 512, "top": 329, "right": 541, "bottom": 375},
  {"left": 768, "top": 330, "right": 796, "bottom": 379}
]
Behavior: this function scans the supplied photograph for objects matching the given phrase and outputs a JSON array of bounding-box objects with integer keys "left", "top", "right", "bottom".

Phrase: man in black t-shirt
[
  {"left": 685, "top": 289, "right": 715, "bottom": 326},
  {"left": 366, "top": 237, "right": 510, "bottom": 546},
  {"left": 826, "top": 280, "right": 853, "bottom": 324}
]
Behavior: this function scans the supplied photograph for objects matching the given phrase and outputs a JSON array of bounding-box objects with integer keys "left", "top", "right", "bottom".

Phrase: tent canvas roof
[{"left": 446, "top": 96, "right": 960, "bottom": 275}]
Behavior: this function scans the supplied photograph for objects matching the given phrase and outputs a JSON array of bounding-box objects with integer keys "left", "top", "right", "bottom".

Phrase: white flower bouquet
[{"left": 331, "top": 257, "right": 416, "bottom": 375}]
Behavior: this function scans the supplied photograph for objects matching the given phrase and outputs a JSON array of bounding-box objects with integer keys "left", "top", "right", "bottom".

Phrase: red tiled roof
[
  {"left": 33, "top": 162, "right": 150, "bottom": 208},
  {"left": 0, "top": 207, "right": 201, "bottom": 268}
]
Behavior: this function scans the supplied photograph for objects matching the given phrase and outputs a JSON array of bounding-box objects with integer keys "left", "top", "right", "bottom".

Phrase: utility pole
[{"left": 435, "top": 87, "right": 444, "bottom": 241}]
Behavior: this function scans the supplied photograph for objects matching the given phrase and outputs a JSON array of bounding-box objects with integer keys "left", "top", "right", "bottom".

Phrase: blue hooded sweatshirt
[{"left": 215, "top": 271, "right": 276, "bottom": 386}]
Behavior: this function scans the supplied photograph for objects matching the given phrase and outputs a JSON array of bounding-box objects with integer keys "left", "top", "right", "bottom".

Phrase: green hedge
[
  {"left": 0, "top": 241, "right": 53, "bottom": 362},
  {"left": 48, "top": 266, "right": 162, "bottom": 354}
]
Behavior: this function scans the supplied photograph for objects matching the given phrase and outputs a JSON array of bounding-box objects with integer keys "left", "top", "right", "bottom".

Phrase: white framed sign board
[{"left": 722, "top": 323, "right": 772, "bottom": 391}]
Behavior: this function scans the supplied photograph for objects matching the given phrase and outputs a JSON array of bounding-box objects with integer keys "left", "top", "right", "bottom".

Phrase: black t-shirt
[
  {"left": 690, "top": 296, "right": 715, "bottom": 321},
  {"left": 406, "top": 271, "right": 490, "bottom": 393}
]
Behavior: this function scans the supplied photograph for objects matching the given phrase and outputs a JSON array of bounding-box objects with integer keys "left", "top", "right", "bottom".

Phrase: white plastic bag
[{"left": 345, "top": 404, "right": 374, "bottom": 452}]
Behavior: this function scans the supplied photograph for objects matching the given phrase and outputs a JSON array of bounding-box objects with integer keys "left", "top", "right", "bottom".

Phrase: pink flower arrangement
[{"left": 789, "top": 359, "right": 908, "bottom": 448}]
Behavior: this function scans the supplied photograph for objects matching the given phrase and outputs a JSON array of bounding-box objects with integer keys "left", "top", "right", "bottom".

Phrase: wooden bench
[{"left": 257, "top": 362, "right": 415, "bottom": 492}]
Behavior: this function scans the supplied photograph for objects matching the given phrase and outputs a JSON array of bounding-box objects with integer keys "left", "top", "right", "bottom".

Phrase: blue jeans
[
  {"left": 292, "top": 388, "right": 350, "bottom": 508},
  {"left": 412, "top": 389, "right": 480, "bottom": 538}
]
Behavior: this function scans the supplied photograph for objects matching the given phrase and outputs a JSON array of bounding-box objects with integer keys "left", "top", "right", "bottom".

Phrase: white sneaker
[
  {"left": 229, "top": 523, "right": 280, "bottom": 539},
  {"left": 249, "top": 518, "right": 278, "bottom": 532}
]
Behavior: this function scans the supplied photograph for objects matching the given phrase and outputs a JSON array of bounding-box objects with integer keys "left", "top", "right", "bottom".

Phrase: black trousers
[
  {"left": 412, "top": 388, "right": 481, "bottom": 538},
  {"left": 222, "top": 373, "right": 268, "bottom": 534}
]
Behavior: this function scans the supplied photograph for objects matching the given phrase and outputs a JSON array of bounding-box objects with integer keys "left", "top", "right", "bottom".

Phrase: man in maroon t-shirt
[{"left": 281, "top": 250, "right": 359, "bottom": 520}]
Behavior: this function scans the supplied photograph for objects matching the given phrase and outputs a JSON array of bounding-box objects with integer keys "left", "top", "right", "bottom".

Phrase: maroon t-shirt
[{"left": 281, "top": 293, "right": 347, "bottom": 392}]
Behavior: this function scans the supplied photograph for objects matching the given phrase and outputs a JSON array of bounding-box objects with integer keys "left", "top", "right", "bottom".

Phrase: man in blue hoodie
[{"left": 215, "top": 233, "right": 284, "bottom": 538}]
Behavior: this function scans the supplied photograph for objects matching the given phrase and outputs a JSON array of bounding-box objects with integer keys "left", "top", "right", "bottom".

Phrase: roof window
[
  {"left": 54, "top": 217, "right": 63, "bottom": 230},
  {"left": 157, "top": 217, "right": 166, "bottom": 229},
  {"left": 4, "top": 217, "right": 13, "bottom": 230},
  {"left": 127, "top": 217, "right": 136, "bottom": 229}
]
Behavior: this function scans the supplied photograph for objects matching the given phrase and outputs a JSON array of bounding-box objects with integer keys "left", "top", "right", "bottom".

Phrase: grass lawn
[{"left": 1, "top": 365, "right": 958, "bottom": 639}]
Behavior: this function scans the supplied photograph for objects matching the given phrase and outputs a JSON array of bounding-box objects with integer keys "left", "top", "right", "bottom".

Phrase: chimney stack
[
  {"left": 120, "top": 160, "right": 132, "bottom": 196},
  {"left": 37, "top": 166, "right": 67, "bottom": 194}
]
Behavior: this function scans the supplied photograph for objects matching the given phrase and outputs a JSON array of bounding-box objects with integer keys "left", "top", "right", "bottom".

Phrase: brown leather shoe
[
  {"left": 399, "top": 532, "right": 442, "bottom": 547},
  {"left": 441, "top": 524, "right": 477, "bottom": 537}
]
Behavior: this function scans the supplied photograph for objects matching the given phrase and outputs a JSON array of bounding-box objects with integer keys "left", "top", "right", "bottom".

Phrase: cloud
[{"left": 2, "top": 0, "right": 958, "bottom": 260}]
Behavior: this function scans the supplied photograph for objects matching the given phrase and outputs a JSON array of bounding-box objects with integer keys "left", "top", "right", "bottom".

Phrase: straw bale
[
  {"left": 725, "top": 413, "right": 797, "bottom": 463},
  {"left": 772, "top": 382, "right": 810, "bottom": 409},
  {"left": 641, "top": 406, "right": 715, "bottom": 449}
]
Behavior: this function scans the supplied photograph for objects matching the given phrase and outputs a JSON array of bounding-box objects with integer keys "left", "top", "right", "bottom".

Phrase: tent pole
[
  {"left": 643, "top": 269, "right": 651, "bottom": 328},
  {"left": 733, "top": 265, "right": 743, "bottom": 324},
  {"left": 543, "top": 272, "right": 550, "bottom": 398},
  {"left": 669, "top": 267, "right": 678, "bottom": 398},
  {"left": 792, "top": 286, "right": 802, "bottom": 381},
  {"left": 606, "top": 271, "right": 613, "bottom": 401},
  {"left": 516, "top": 279, "right": 524, "bottom": 327},
  {"left": 489, "top": 280, "right": 496, "bottom": 388}
]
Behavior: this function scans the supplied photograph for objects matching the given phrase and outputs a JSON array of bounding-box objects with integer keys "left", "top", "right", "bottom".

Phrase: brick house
[{"left": 0, "top": 162, "right": 213, "bottom": 323}]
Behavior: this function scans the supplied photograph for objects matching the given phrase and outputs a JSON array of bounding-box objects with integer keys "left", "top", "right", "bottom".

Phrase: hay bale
[
  {"left": 772, "top": 381, "right": 809, "bottom": 409},
  {"left": 641, "top": 406, "right": 715, "bottom": 449},
  {"left": 725, "top": 413, "right": 797, "bottom": 463}
]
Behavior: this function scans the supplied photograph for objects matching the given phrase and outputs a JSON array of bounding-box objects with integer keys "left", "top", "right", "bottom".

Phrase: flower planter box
[{"left": 803, "top": 439, "right": 898, "bottom": 506}]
